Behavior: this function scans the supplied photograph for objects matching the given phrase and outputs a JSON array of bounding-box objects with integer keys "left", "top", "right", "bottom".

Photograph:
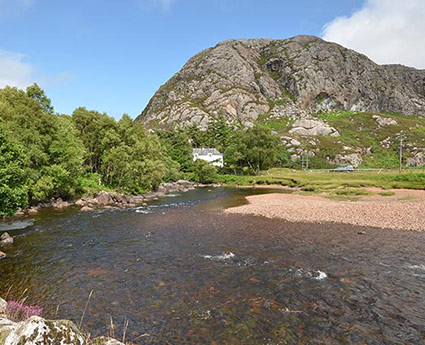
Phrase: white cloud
[
  {"left": 0, "top": 50, "right": 34, "bottom": 89},
  {"left": 0, "top": 50, "right": 72, "bottom": 90},
  {"left": 322, "top": 0, "right": 425, "bottom": 69},
  {"left": 137, "top": 0, "right": 176, "bottom": 11},
  {"left": 0, "top": 0, "right": 33, "bottom": 17}
]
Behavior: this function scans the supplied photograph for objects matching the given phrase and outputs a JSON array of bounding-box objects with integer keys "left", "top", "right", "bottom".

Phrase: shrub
[
  {"left": 193, "top": 160, "right": 217, "bottom": 184},
  {"left": 6, "top": 301, "right": 43, "bottom": 322}
]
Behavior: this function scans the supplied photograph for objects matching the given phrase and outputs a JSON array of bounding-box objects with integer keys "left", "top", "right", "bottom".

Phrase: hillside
[{"left": 136, "top": 35, "right": 425, "bottom": 129}]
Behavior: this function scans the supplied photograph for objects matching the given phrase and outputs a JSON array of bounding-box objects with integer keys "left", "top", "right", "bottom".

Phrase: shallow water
[{"left": 1, "top": 188, "right": 425, "bottom": 344}]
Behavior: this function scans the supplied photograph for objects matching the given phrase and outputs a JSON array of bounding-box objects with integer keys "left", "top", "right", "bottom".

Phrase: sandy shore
[{"left": 225, "top": 189, "right": 425, "bottom": 231}]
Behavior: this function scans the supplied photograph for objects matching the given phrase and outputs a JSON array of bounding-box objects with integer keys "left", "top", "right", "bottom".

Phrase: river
[{"left": 1, "top": 188, "right": 425, "bottom": 344}]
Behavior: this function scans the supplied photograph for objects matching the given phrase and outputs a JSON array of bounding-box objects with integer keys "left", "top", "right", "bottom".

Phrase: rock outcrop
[
  {"left": 331, "top": 153, "right": 363, "bottom": 168},
  {"left": 137, "top": 35, "right": 425, "bottom": 128},
  {"left": 289, "top": 119, "right": 339, "bottom": 136},
  {"left": 406, "top": 152, "right": 425, "bottom": 167}
]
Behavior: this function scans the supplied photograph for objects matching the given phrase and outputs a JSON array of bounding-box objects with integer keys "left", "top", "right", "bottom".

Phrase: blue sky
[{"left": 0, "top": 0, "right": 423, "bottom": 119}]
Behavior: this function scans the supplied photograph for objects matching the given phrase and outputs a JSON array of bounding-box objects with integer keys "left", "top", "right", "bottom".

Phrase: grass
[
  {"left": 256, "top": 111, "right": 425, "bottom": 170},
  {"left": 78, "top": 173, "right": 115, "bottom": 196},
  {"left": 379, "top": 191, "right": 396, "bottom": 196},
  {"left": 218, "top": 169, "right": 425, "bottom": 192}
]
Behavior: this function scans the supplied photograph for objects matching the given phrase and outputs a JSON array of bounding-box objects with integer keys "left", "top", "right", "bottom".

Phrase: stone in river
[{"left": 0, "top": 232, "right": 13, "bottom": 246}]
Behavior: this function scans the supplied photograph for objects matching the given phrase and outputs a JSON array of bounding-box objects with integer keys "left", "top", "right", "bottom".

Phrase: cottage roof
[{"left": 193, "top": 148, "right": 222, "bottom": 156}]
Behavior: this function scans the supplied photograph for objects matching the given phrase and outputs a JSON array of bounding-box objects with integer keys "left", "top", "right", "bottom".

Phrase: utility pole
[
  {"left": 301, "top": 155, "right": 309, "bottom": 171},
  {"left": 399, "top": 136, "right": 404, "bottom": 173}
]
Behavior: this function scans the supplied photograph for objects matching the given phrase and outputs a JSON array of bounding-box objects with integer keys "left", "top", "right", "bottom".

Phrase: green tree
[
  {"left": 72, "top": 107, "right": 119, "bottom": 173},
  {"left": 229, "top": 125, "right": 280, "bottom": 175},
  {"left": 193, "top": 160, "right": 217, "bottom": 184},
  {"left": 159, "top": 129, "right": 194, "bottom": 172},
  {"left": 0, "top": 85, "right": 85, "bottom": 203},
  {"left": 0, "top": 126, "right": 28, "bottom": 216},
  {"left": 26, "top": 83, "right": 54, "bottom": 114},
  {"left": 100, "top": 115, "right": 170, "bottom": 193}
]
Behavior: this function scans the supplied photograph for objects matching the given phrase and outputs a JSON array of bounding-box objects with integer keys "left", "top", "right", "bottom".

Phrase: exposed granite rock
[
  {"left": 137, "top": 35, "right": 425, "bottom": 128},
  {"left": 0, "top": 316, "right": 86, "bottom": 345},
  {"left": 289, "top": 119, "right": 339, "bottom": 136},
  {"left": 372, "top": 115, "right": 398, "bottom": 126},
  {"left": 406, "top": 152, "right": 425, "bottom": 167},
  {"left": 0, "top": 298, "right": 6, "bottom": 312},
  {"left": 0, "top": 252, "right": 6, "bottom": 260},
  {"left": 331, "top": 153, "right": 363, "bottom": 168},
  {"left": 0, "top": 314, "right": 124, "bottom": 345},
  {"left": 52, "top": 198, "right": 70, "bottom": 210}
]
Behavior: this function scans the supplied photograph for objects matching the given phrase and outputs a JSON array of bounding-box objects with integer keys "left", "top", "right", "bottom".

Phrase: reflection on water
[{"left": 1, "top": 188, "right": 425, "bottom": 344}]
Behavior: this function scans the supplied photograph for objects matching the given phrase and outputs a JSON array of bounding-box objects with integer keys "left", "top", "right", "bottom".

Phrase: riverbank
[
  {"left": 225, "top": 188, "right": 425, "bottom": 231},
  {"left": 11, "top": 180, "right": 222, "bottom": 217}
]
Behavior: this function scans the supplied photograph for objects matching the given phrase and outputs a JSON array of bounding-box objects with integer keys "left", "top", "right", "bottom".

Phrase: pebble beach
[{"left": 225, "top": 189, "right": 425, "bottom": 231}]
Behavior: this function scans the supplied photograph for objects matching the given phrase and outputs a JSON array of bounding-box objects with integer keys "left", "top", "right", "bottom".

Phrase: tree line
[{"left": 0, "top": 84, "right": 289, "bottom": 216}]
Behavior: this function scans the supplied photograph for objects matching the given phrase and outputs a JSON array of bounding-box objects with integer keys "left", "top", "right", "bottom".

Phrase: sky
[{"left": 0, "top": 0, "right": 424, "bottom": 119}]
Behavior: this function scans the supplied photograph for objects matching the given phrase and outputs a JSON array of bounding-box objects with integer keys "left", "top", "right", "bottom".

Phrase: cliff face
[{"left": 137, "top": 35, "right": 425, "bottom": 128}]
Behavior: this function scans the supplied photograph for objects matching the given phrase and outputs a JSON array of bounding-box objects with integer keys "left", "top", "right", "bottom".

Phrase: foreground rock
[{"left": 0, "top": 298, "right": 124, "bottom": 345}]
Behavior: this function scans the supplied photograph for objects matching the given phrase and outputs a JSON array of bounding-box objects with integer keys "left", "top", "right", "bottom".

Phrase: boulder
[
  {"left": 52, "top": 198, "right": 70, "bottom": 209},
  {"left": 0, "top": 315, "right": 125, "bottom": 345},
  {"left": 95, "top": 191, "right": 114, "bottom": 206},
  {"left": 0, "top": 233, "right": 13, "bottom": 246},
  {"left": 0, "top": 251, "right": 6, "bottom": 260},
  {"left": 27, "top": 208, "right": 38, "bottom": 215},
  {"left": 289, "top": 119, "right": 339, "bottom": 136},
  {"left": 331, "top": 153, "right": 363, "bottom": 168},
  {"left": 372, "top": 115, "right": 397, "bottom": 126},
  {"left": 406, "top": 152, "right": 425, "bottom": 167},
  {"left": 0, "top": 316, "right": 86, "bottom": 345},
  {"left": 290, "top": 138, "right": 301, "bottom": 146},
  {"left": 80, "top": 206, "right": 94, "bottom": 212}
]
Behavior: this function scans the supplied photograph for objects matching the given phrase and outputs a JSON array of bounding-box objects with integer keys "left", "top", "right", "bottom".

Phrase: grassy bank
[{"left": 214, "top": 169, "right": 425, "bottom": 193}]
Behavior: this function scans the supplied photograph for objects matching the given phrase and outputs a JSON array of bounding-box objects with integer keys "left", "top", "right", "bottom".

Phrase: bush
[
  {"left": 193, "top": 160, "right": 217, "bottom": 184},
  {"left": 6, "top": 301, "right": 43, "bottom": 322}
]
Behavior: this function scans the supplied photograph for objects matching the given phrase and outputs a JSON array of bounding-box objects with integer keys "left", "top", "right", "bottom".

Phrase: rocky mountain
[{"left": 136, "top": 35, "right": 425, "bottom": 128}]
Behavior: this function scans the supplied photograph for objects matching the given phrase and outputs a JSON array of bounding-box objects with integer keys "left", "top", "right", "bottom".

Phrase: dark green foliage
[
  {"left": 99, "top": 115, "right": 171, "bottom": 193},
  {"left": 159, "top": 129, "right": 194, "bottom": 172},
  {"left": 0, "top": 85, "right": 85, "bottom": 203},
  {"left": 193, "top": 160, "right": 217, "bottom": 184},
  {"left": 225, "top": 125, "right": 281, "bottom": 175},
  {"left": 0, "top": 126, "right": 28, "bottom": 216}
]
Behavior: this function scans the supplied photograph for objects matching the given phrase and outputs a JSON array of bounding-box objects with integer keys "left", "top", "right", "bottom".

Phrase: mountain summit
[{"left": 137, "top": 35, "right": 425, "bottom": 128}]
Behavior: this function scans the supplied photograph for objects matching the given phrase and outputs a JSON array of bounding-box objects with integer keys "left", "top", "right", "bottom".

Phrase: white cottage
[{"left": 193, "top": 148, "right": 224, "bottom": 167}]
